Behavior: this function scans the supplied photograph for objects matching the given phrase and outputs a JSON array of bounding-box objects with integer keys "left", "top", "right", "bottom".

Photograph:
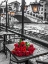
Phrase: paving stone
[{"left": 0, "top": 53, "right": 27, "bottom": 64}]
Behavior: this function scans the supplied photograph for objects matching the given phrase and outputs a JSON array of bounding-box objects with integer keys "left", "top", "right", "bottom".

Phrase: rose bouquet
[{"left": 11, "top": 39, "right": 35, "bottom": 57}]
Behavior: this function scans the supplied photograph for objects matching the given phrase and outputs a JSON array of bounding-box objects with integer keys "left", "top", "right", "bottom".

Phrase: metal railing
[{"left": 0, "top": 25, "right": 48, "bottom": 48}]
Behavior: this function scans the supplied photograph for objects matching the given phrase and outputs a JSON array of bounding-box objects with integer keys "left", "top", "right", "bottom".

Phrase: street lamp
[
  {"left": 31, "top": 0, "right": 40, "bottom": 13},
  {"left": 8, "top": 11, "right": 15, "bottom": 27},
  {"left": 8, "top": 11, "right": 15, "bottom": 16}
]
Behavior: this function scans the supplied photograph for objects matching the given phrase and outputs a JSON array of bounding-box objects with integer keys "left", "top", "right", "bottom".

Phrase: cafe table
[
  {"left": 0, "top": 31, "right": 14, "bottom": 53},
  {"left": 5, "top": 41, "right": 48, "bottom": 64}
]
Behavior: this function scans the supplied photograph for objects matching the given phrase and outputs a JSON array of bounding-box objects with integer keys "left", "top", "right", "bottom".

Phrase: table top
[
  {"left": 0, "top": 31, "right": 14, "bottom": 35},
  {"left": 5, "top": 42, "right": 48, "bottom": 62}
]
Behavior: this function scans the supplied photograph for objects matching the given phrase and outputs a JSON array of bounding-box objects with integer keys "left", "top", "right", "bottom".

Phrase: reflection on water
[
  {"left": 13, "top": 23, "right": 48, "bottom": 29},
  {"left": 13, "top": 23, "right": 48, "bottom": 34},
  {"left": 11, "top": 23, "right": 48, "bottom": 41}
]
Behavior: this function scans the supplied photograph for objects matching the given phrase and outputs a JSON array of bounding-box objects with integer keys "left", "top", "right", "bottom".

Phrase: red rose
[
  {"left": 29, "top": 51, "right": 32, "bottom": 54},
  {"left": 25, "top": 51, "right": 30, "bottom": 56},
  {"left": 14, "top": 43, "right": 19, "bottom": 47},
  {"left": 22, "top": 47, "right": 26, "bottom": 52},
  {"left": 22, "top": 46, "right": 26, "bottom": 52},
  {"left": 20, "top": 41, "right": 26, "bottom": 46},
  {"left": 12, "top": 41, "right": 36, "bottom": 57},
  {"left": 15, "top": 51, "right": 23, "bottom": 57},
  {"left": 15, "top": 47, "right": 20, "bottom": 51},
  {"left": 28, "top": 46, "right": 35, "bottom": 54},
  {"left": 30, "top": 44, "right": 34, "bottom": 47},
  {"left": 20, "top": 46, "right": 26, "bottom": 52},
  {"left": 22, "top": 51, "right": 26, "bottom": 56},
  {"left": 17, "top": 47, "right": 20, "bottom": 51},
  {"left": 11, "top": 49, "right": 16, "bottom": 55}
]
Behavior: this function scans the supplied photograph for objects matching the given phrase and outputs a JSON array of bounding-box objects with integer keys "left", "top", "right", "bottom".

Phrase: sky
[{"left": 0, "top": 0, "right": 40, "bottom": 5}]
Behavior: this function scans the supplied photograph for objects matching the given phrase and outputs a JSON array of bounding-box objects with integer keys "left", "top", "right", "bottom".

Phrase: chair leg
[
  {"left": 6, "top": 48, "right": 7, "bottom": 58},
  {"left": 25, "top": 60, "right": 28, "bottom": 64},
  {"left": 9, "top": 52, "right": 11, "bottom": 64},
  {"left": 5, "top": 47, "right": 7, "bottom": 58}
]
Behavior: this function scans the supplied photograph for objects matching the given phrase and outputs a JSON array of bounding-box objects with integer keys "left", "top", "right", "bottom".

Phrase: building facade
[
  {"left": 9, "top": 1, "right": 20, "bottom": 12},
  {"left": 39, "top": 1, "right": 46, "bottom": 20},
  {"left": 26, "top": 1, "right": 46, "bottom": 20},
  {"left": 0, "top": 6, "right": 5, "bottom": 14},
  {"left": 40, "top": 0, "right": 48, "bottom": 20}
]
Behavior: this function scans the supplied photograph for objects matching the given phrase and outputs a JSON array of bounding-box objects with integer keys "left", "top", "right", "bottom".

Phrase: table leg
[
  {"left": 9, "top": 52, "right": 12, "bottom": 64},
  {"left": 3, "top": 34, "right": 7, "bottom": 53},
  {"left": 25, "top": 60, "right": 28, "bottom": 64}
]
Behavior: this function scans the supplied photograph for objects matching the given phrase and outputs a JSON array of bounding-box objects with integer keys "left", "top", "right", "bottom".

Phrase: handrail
[
  {"left": 8, "top": 29, "right": 48, "bottom": 48},
  {"left": 1, "top": 25, "right": 48, "bottom": 48}
]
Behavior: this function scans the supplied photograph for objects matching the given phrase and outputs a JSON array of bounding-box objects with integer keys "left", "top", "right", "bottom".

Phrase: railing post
[
  {"left": 8, "top": 14, "right": 9, "bottom": 27},
  {"left": 6, "top": 1, "right": 8, "bottom": 32},
  {"left": 22, "top": 0, "right": 25, "bottom": 40}
]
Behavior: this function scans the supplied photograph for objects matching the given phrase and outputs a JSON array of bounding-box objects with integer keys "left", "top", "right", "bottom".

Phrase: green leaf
[
  {"left": 26, "top": 42, "right": 30, "bottom": 47},
  {"left": 18, "top": 39, "right": 22, "bottom": 44},
  {"left": 19, "top": 39, "right": 22, "bottom": 42}
]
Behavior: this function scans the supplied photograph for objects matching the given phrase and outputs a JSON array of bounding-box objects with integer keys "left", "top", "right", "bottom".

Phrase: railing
[{"left": 0, "top": 25, "right": 48, "bottom": 48}]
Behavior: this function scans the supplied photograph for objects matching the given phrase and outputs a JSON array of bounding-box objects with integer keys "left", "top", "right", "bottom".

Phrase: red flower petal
[
  {"left": 25, "top": 51, "right": 30, "bottom": 56},
  {"left": 14, "top": 43, "right": 19, "bottom": 47}
]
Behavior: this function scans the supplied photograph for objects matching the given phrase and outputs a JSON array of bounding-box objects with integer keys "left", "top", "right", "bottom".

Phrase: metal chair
[{"left": 36, "top": 60, "right": 48, "bottom": 64}]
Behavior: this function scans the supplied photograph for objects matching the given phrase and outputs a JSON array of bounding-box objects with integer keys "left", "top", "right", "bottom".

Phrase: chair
[
  {"left": 5, "top": 36, "right": 21, "bottom": 57},
  {"left": 36, "top": 59, "right": 48, "bottom": 64},
  {"left": 5, "top": 37, "right": 25, "bottom": 64}
]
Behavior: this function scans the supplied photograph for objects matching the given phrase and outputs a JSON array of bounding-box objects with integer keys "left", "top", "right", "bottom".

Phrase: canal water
[
  {"left": 13, "top": 23, "right": 48, "bottom": 34},
  {"left": 11, "top": 23, "right": 48, "bottom": 41}
]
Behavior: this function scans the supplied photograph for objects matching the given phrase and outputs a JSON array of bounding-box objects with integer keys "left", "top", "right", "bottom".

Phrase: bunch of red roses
[{"left": 11, "top": 40, "right": 35, "bottom": 57}]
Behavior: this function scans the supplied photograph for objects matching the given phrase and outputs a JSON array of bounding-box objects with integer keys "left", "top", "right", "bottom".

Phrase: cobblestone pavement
[
  {"left": 0, "top": 53, "right": 9, "bottom": 64},
  {"left": 0, "top": 49, "right": 48, "bottom": 64},
  {"left": 0, "top": 52, "right": 20, "bottom": 64},
  {"left": 0, "top": 53, "right": 27, "bottom": 64},
  {"left": 0, "top": 52, "right": 37, "bottom": 64}
]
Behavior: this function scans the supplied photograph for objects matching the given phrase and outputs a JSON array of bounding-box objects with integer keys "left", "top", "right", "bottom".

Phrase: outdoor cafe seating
[
  {"left": 36, "top": 59, "right": 48, "bottom": 64},
  {"left": 0, "top": 0, "right": 48, "bottom": 64},
  {"left": 4, "top": 33, "right": 48, "bottom": 64}
]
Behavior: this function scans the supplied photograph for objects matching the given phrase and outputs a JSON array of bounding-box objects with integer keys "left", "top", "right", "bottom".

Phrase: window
[
  {"left": 33, "top": 14, "right": 35, "bottom": 16},
  {"left": 41, "top": 12, "right": 43, "bottom": 14},
  {"left": 41, "top": 8, "right": 43, "bottom": 11},
  {"left": 45, "top": 9, "right": 46, "bottom": 11}
]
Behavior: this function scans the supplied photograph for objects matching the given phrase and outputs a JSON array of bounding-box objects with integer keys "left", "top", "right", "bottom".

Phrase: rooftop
[{"left": 9, "top": 1, "right": 20, "bottom": 4}]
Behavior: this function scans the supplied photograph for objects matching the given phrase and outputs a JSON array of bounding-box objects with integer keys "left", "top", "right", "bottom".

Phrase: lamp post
[
  {"left": 6, "top": 0, "right": 8, "bottom": 32},
  {"left": 0, "top": 8, "right": 3, "bottom": 25},
  {"left": 5, "top": 0, "right": 8, "bottom": 32},
  {"left": 0, "top": 0, "right": 8, "bottom": 32},
  {"left": 21, "top": 0, "right": 25, "bottom": 40},
  {"left": 22, "top": 0, "right": 25, "bottom": 35}
]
